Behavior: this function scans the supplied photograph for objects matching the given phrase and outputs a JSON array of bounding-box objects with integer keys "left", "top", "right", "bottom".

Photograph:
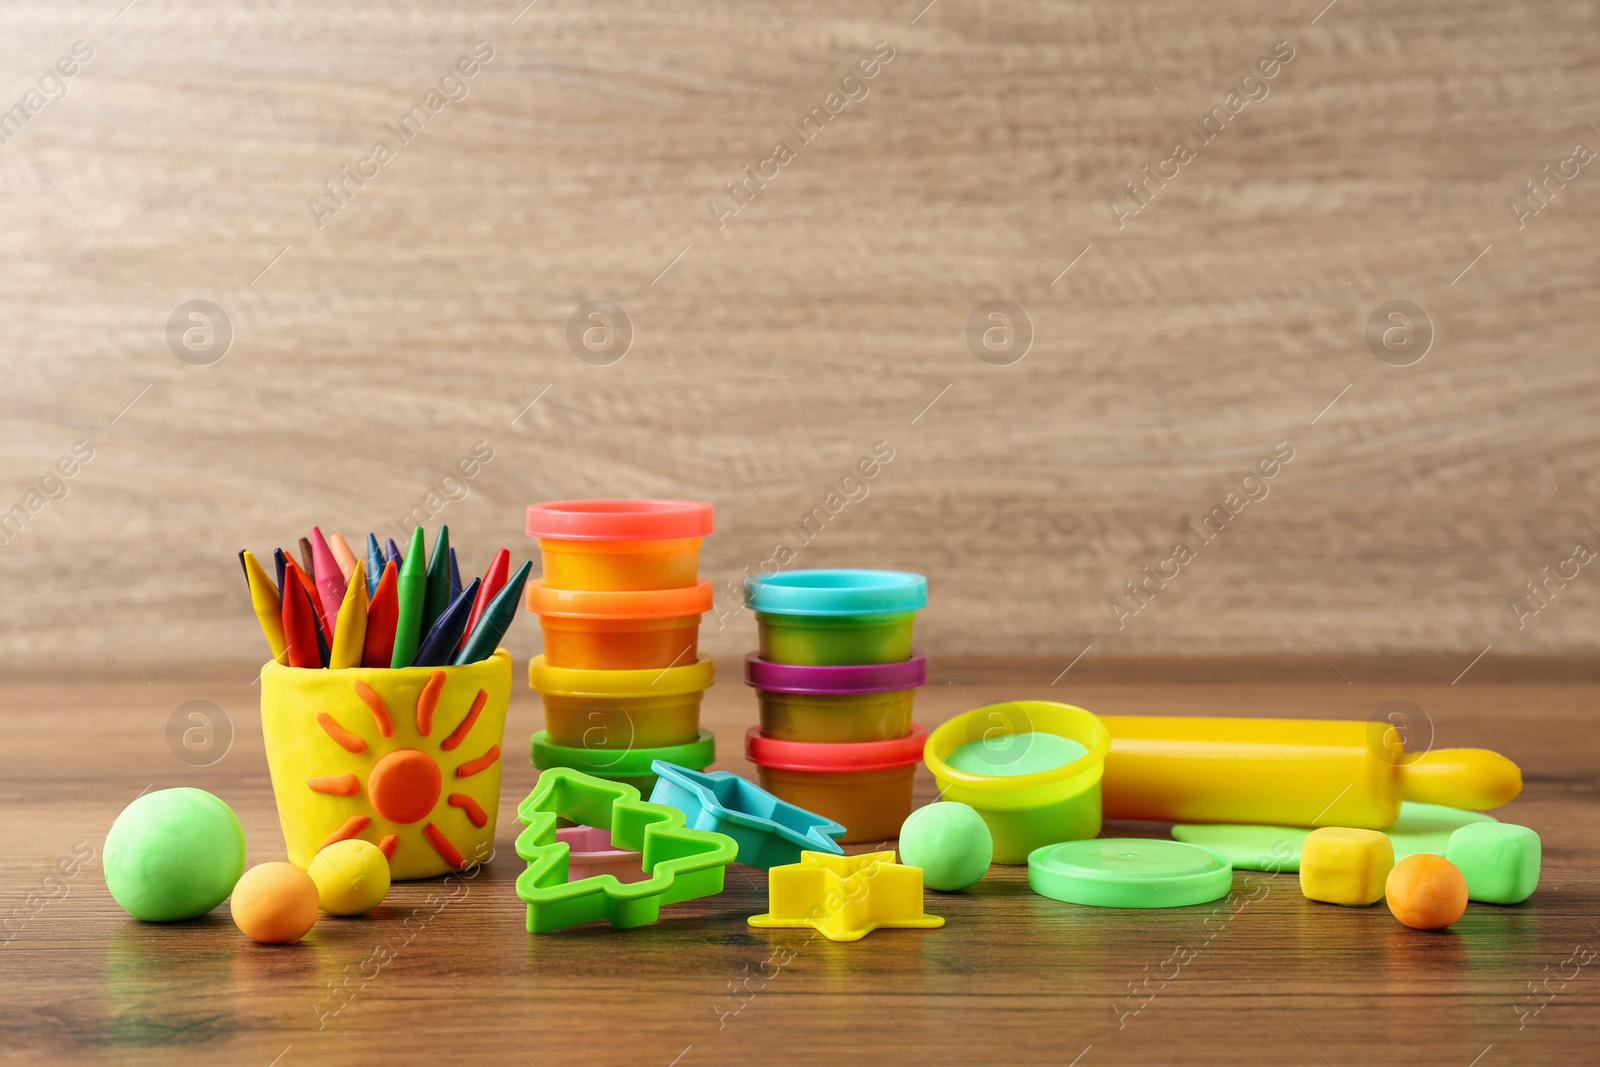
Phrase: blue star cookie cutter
[
  {"left": 648, "top": 760, "right": 846, "bottom": 869},
  {"left": 515, "top": 767, "right": 737, "bottom": 933}
]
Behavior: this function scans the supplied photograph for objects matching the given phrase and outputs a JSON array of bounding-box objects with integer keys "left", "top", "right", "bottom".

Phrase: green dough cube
[{"left": 1445, "top": 822, "right": 1540, "bottom": 904}]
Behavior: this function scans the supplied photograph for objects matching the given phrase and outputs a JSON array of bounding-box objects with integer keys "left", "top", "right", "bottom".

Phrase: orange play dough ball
[
  {"left": 231, "top": 862, "right": 319, "bottom": 944},
  {"left": 1385, "top": 854, "right": 1468, "bottom": 930}
]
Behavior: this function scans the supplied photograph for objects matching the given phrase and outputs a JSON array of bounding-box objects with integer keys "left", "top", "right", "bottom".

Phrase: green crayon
[
  {"left": 454, "top": 560, "right": 532, "bottom": 665},
  {"left": 390, "top": 526, "right": 428, "bottom": 668}
]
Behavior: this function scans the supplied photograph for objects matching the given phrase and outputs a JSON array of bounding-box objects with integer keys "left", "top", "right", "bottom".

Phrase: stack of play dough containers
[
  {"left": 742, "top": 570, "right": 929, "bottom": 843},
  {"left": 525, "top": 500, "right": 717, "bottom": 795}
]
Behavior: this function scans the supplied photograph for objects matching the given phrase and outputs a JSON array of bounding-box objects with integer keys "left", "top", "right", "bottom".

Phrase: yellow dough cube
[{"left": 1299, "top": 827, "right": 1394, "bottom": 906}]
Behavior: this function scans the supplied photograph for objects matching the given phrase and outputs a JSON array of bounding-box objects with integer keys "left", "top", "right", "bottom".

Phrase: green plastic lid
[
  {"left": 1028, "top": 838, "right": 1233, "bottom": 908},
  {"left": 530, "top": 728, "right": 715, "bottom": 778}
]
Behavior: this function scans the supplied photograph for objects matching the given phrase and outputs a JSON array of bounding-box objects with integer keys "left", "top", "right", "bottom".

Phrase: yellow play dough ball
[
  {"left": 308, "top": 839, "right": 391, "bottom": 916},
  {"left": 231, "top": 862, "right": 319, "bottom": 944}
]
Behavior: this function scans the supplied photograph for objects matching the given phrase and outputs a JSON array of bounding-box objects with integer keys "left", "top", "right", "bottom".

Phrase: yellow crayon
[
  {"left": 328, "top": 560, "right": 368, "bottom": 669},
  {"left": 241, "top": 550, "right": 288, "bottom": 665}
]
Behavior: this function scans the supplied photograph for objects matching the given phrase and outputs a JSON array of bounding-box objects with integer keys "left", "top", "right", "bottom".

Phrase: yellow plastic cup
[
  {"left": 527, "top": 499, "right": 713, "bottom": 591},
  {"left": 529, "top": 655, "right": 714, "bottom": 749},
  {"left": 260, "top": 649, "right": 512, "bottom": 880},
  {"left": 924, "top": 701, "right": 1110, "bottom": 864}
]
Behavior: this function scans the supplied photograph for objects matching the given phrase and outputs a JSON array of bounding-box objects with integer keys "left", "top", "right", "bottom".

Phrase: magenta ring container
[{"left": 745, "top": 653, "right": 926, "bottom": 744}]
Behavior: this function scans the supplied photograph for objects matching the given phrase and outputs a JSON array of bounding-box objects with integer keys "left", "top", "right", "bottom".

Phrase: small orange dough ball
[
  {"left": 1385, "top": 854, "right": 1469, "bottom": 930},
  {"left": 231, "top": 862, "right": 319, "bottom": 944}
]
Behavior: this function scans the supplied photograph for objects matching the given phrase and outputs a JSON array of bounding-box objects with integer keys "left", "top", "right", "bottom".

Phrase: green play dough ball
[
  {"left": 103, "top": 788, "right": 246, "bottom": 921},
  {"left": 898, "top": 802, "right": 993, "bottom": 891}
]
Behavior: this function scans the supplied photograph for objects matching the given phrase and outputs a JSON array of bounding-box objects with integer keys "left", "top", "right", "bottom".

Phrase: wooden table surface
[{"left": 3, "top": 663, "right": 1594, "bottom": 1067}]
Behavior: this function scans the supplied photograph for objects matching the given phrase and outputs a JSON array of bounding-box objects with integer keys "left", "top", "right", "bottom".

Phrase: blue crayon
[
  {"left": 412, "top": 578, "right": 480, "bottom": 667},
  {"left": 273, "top": 548, "right": 290, "bottom": 605},
  {"left": 365, "top": 533, "right": 385, "bottom": 597}
]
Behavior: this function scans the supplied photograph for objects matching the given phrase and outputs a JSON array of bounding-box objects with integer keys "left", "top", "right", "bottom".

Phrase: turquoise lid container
[{"left": 744, "top": 569, "right": 927, "bottom": 617}]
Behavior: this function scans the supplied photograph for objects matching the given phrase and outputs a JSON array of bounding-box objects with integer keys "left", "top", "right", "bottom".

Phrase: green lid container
[{"left": 531, "top": 729, "right": 715, "bottom": 796}]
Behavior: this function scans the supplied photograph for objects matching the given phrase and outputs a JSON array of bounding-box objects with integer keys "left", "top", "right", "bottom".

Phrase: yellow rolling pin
[{"left": 1099, "top": 716, "right": 1521, "bottom": 829}]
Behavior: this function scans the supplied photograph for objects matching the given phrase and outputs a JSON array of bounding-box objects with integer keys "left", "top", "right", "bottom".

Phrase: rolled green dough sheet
[{"left": 1170, "top": 802, "right": 1497, "bottom": 873}]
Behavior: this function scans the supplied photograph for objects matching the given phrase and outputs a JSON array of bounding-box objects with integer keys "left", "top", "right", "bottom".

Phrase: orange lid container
[{"left": 528, "top": 580, "right": 713, "bottom": 670}]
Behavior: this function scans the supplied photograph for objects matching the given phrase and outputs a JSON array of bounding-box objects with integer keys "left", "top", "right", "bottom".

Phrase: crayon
[
  {"left": 365, "top": 534, "right": 385, "bottom": 597},
  {"left": 362, "top": 559, "right": 399, "bottom": 668},
  {"left": 298, "top": 536, "right": 317, "bottom": 582},
  {"left": 329, "top": 560, "right": 368, "bottom": 669},
  {"left": 273, "top": 547, "right": 288, "bottom": 599},
  {"left": 309, "top": 527, "right": 348, "bottom": 635},
  {"left": 461, "top": 548, "right": 510, "bottom": 651},
  {"left": 310, "top": 590, "right": 331, "bottom": 665},
  {"left": 240, "top": 550, "right": 287, "bottom": 664},
  {"left": 289, "top": 549, "right": 331, "bottom": 645},
  {"left": 449, "top": 547, "right": 462, "bottom": 599},
  {"left": 390, "top": 526, "right": 428, "bottom": 668},
  {"left": 386, "top": 537, "right": 402, "bottom": 566},
  {"left": 422, "top": 525, "right": 453, "bottom": 635},
  {"left": 455, "top": 560, "right": 531, "bottom": 665},
  {"left": 412, "top": 578, "right": 480, "bottom": 667},
  {"left": 280, "top": 557, "right": 324, "bottom": 669},
  {"left": 329, "top": 532, "right": 360, "bottom": 580}
]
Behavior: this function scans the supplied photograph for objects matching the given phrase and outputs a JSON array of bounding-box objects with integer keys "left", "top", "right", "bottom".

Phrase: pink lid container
[{"left": 526, "top": 499, "right": 714, "bottom": 541}]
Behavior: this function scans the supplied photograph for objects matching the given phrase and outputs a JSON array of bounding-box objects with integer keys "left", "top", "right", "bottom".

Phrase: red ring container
[{"left": 744, "top": 725, "right": 927, "bottom": 844}]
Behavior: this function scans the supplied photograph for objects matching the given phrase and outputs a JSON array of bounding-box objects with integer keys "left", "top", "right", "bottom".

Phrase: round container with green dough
[{"left": 924, "top": 701, "right": 1110, "bottom": 864}]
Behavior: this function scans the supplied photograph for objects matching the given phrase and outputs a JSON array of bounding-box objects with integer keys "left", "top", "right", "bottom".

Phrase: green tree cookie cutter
[{"left": 515, "top": 767, "right": 737, "bottom": 933}]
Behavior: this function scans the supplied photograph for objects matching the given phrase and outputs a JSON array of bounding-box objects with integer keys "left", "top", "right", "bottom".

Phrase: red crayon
[
  {"left": 280, "top": 557, "right": 323, "bottom": 668},
  {"left": 363, "top": 559, "right": 400, "bottom": 668},
  {"left": 461, "top": 548, "right": 511, "bottom": 651},
  {"left": 288, "top": 549, "right": 331, "bottom": 644}
]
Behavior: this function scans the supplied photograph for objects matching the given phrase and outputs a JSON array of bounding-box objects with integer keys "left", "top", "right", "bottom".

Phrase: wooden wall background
[{"left": 0, "top": 0, "right": 1596, "bottom": 672}]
